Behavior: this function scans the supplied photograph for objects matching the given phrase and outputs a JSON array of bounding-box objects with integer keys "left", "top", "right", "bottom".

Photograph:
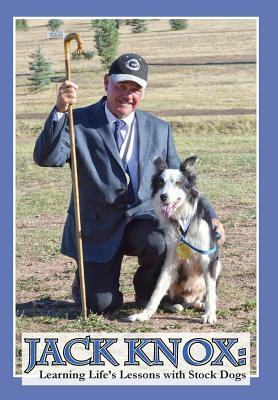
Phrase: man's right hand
[{"left": 55, "top": 80, "right": 78, "bottom": 113}]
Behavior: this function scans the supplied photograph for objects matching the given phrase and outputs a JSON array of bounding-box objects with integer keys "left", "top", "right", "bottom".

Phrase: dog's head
[{"left": 151, "top": 156, "right": 199, "bottom": 220}]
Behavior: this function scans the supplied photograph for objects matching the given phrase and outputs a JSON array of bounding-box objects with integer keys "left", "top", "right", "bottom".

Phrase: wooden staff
[{"left": 64, "top": 33, "right": 87, "bottom": 320}]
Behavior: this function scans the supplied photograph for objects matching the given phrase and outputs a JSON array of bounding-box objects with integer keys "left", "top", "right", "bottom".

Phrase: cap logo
[{"left": 126, "top": 59, "right": 140, "bottom": 71}]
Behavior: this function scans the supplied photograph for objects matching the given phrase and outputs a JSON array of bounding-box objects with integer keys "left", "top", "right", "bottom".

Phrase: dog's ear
[
  {"left": 180, "top": 156, "right": 198, "bottom": 176},
  {"left": 153, "top": 156, "right": 168, "bottom": 172}
]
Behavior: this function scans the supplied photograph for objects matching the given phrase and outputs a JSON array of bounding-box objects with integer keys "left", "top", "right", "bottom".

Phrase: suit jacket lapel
[
  {"left": 88, "top": 98, "right": 124, "bottom": 171},
  {"left": 87, "top": 100, "right": 151, "bottom": 182}
]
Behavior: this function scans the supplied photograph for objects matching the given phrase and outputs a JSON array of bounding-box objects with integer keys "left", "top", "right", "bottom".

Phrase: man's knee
[
  {"left": 138, "top": 230, "right": 166, "bottom": 266},
  {"left": 147, "top": 229, "right": 166, "bottom": 255},
  {"left": 87, "top": 291, "right": 123, "bottom": 314}
]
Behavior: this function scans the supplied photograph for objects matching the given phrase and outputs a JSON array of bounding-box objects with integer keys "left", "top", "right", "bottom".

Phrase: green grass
[
  {"left": 241, "top": 318, "right": 257, "bottom": 334},
  {"left": 17, "top": 276, "right": 41, "bottom": 291},
  {"left": 241, "top": 299, "right": 256, "bottom": 312},
  {"left": 17, "top": 226, "right": 62, "bottom": 262}
]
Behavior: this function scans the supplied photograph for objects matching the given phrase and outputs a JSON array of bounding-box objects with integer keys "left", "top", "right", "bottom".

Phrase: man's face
[{"left": 104, "top": 75, "right": 144, "bottom": 118}]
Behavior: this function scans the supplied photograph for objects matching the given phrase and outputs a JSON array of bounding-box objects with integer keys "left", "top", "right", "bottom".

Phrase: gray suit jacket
[{"left": 33, "top": 97, "right": 183, "bottom": 262}]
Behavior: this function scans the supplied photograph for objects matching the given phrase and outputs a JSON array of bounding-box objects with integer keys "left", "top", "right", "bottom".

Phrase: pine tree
[
  {"left": 72, "top": 49, "right": 95, "bottom": 60},
  {"left": 16, "top": 19, "right": 28, "bottom": 31},
  {"left": 115, "top": 19, "right": 122, "bottom": 30},
  {"left": 28, "top": 46, "right": 53, "bottom": 91},
  {"left": 47, "top": 19, "right": 63, "bottom": 31},
  {"left": 130, "top": 19, "right": 148, "bottom": 33},
  {"left": 91, "top": 19, "right": 101, "bottom": 29},
  {"left": 93, "top": 19, "right": 119, "bottom": 68},
  {"left": 169, "top": 19, "right": 188, "bottom": 31}
]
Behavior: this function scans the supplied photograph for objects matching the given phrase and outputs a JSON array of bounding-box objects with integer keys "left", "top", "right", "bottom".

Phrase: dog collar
[
  {"left": 178, "top": 220, "right": 217, "bottom": 255},
  {"left": 179, "top": 235, "right": 217, "bottom": 255}
]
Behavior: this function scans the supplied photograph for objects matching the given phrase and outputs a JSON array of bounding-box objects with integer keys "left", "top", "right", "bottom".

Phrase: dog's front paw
[
  {"left": 126, "top": 312, "right": 151, "bottom": 322},
  {"left": 201, "top": 313, "right": 217, "bottom": 325}
]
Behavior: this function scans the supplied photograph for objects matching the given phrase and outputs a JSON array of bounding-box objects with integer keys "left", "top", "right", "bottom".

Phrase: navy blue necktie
[
  {"left": 114, "top": 120, "right": 136, "bottom": 204},
  {"left": 114, "top": 119, "right": 125, "bottom": 151}
]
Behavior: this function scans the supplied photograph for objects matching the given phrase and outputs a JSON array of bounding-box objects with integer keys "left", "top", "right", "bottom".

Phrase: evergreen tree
[
  {"left": 115, "top": 19, "right": 123, "bottom": 30},
  {"left": 28, "top": 46, "right": 53, "bottom": 91},
  {"left": 47, "top": 19, "right": 63, "bottom": 31},
  {"left": 91, "top": 19, "right": 101, "bottom": 29},
  {"left": 16, "top": 19, "right": 28, "bottom": 31},
  {"left": 72, "top": 49, "right": 95, "bottom": 60},
  {"left": 130, "top": 19, "right": 147, "bottom": 33},
  {"left": 92, "top": 19, "right": 121, "bottom": 29},
  {"left": 169, "top": 19, "right": 188, "bottom": 30},
  {"left": 93, "top": 19, "right": 119, "bottom": 68}
]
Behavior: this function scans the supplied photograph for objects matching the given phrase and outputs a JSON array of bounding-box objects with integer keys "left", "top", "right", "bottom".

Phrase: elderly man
[{"left": 34, "top": 53, "right": 225, "bottom": 314}]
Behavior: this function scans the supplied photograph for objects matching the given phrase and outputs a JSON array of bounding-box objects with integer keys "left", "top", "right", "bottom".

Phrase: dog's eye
[
  {"left": 176, "top": 181, "right": 183, "bottom": 187},
  {"left": 158, "top": 178, "right": 164, "bottom": 188}
]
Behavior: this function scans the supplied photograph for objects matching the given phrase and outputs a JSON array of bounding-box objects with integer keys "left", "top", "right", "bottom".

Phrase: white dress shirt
[
  {"left": 105, "top": 103, "right": 139, "bottom": 196},
  {"left": 53, "top": 103, "right": 139, "bottom": 197}
]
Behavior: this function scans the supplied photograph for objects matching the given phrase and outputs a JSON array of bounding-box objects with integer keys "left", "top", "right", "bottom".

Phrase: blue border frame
[{"left": 3, "top": 0, "right": 276, "bottom": 398}]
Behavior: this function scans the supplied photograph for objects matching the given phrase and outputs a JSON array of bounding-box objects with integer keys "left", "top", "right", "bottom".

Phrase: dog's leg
[
  {"left": 127, "top": 258, "right": 178, "bottom": 322},
  {"left": 201, "top": 258, "right": 219, "bottom": 324}
]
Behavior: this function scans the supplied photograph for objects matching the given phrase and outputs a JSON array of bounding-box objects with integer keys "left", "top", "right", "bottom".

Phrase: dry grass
[{"left": 16, "top": 18, "right": 256, "bottom": 73}]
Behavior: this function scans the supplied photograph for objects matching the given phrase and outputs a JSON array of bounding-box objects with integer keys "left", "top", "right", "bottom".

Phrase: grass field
[{"left": 15, "top": 18, "right": 257, "bottom": 375}]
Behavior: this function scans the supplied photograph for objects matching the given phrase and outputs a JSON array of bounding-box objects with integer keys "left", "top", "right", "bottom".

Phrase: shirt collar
[{"left": 104, "top": 101, "right": 135, "bottom": 130}]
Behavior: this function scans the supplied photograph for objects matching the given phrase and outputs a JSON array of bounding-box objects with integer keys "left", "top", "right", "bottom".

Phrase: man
[{"left": 34, "top": 53, "right": 225, "bottom": 314}]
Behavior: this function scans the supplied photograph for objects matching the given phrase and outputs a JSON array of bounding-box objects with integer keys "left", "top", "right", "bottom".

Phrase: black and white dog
[{"left": 128, "top": 156, "right": 222, "bottom": 324}]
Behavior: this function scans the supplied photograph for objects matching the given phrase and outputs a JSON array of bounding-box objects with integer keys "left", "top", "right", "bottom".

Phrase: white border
[
  {"left": 255, "top": 16, "right": 259, "bottom": 378},
  {"left": 13, "top": 16, "right": 259, "bottom": 379},
  {"left": 13, "top": 16, "right": 16, "bottom": 378}
]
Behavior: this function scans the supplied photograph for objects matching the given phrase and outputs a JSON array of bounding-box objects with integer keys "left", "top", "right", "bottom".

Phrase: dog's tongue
[{"left": 162, "top": 203, "right": 174, "bottom": 218}]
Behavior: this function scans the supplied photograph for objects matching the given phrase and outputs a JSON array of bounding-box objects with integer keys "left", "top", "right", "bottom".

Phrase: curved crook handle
[{"left": 64, "top": 33, "right": 83, "bottom": 81}]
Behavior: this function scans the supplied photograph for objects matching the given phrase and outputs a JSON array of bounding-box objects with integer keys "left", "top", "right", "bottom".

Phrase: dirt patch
[{"left": 16, "top": 212, "right": 257, "bottom": 373}]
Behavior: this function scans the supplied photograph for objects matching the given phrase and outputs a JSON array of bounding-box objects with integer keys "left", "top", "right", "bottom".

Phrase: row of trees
[
  {"left": 17, "top": 18, "right": 187, "bottom": 33},
  {"left": 26, "top": 19, "right": 188, "bottom": 91},
  {"left": 17, "top": 19, "right": 64, "bottom": 31}
]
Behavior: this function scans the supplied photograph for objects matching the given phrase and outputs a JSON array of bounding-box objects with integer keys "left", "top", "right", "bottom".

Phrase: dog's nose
[{"left": 160, "top": 193, "right": 168, "bottom": 202}]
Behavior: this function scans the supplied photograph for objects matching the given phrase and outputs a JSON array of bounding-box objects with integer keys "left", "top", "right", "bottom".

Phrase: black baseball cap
[{"left": 108, "top": 53, "right": 148, "bottom": 88}]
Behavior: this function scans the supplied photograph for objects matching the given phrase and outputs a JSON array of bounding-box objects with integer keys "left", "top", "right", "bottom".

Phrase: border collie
[{"left": 128, "top": 156, "right": 222, "bottom": 324}]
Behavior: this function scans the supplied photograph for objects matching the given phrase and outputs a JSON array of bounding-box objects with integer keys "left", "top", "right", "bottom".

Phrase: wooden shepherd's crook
[{"left": 64, "top": 33, "right": 87, "bottom": 320}]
